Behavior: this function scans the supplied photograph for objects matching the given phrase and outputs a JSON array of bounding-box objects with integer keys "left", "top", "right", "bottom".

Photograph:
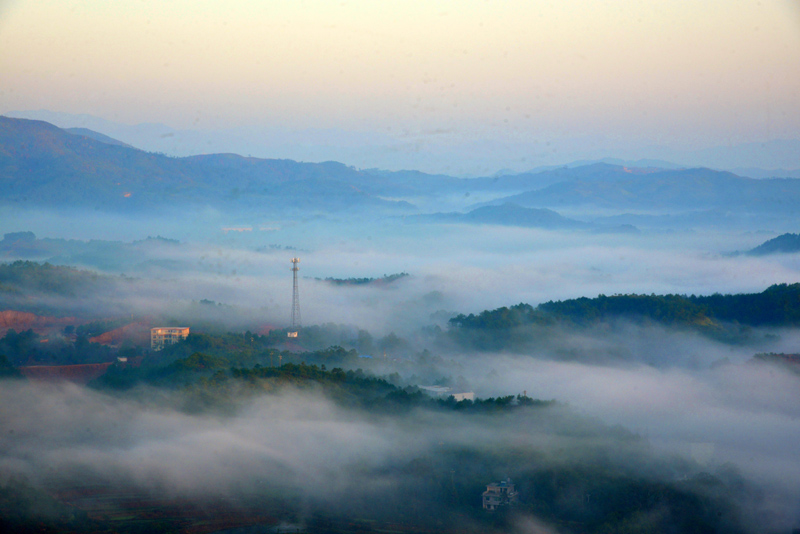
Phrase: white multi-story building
[{"left": 150, "top": 327, "right": 190, "bottom": 351}]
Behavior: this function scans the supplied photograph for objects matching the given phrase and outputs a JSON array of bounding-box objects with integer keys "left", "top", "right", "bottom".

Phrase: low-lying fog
[
  {"left": 1, "top": 358, "right": 799, "bottom": 532},
  {"left": 2, "top": 207, "right": 800, "bottom": 530},
  {"left": 3, "top": 208, "right": 799, "bottom": 337},
  {"left": 468, "top": 351, "right": 800, "bottom": 519}
]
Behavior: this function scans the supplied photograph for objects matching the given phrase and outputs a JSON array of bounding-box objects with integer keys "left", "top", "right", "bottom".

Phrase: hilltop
[
  {"left": 747, "top": 233, "right": 800, "bottom": 255},
  {"left": 0, "top": 116, "right": 415, "bottom": 213}
]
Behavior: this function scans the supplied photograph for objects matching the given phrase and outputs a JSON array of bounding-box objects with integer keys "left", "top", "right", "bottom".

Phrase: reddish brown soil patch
[
  {"left": 0, "top": 309, "right": 77, "bottom": 335},
  {"left": 89, "top": 321, "right": 151, "bottom": 346}
]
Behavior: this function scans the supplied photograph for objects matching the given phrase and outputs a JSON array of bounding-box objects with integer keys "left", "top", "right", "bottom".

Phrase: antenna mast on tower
[{"left": 288, "top": 257, "right": 300, "bottom": 338}]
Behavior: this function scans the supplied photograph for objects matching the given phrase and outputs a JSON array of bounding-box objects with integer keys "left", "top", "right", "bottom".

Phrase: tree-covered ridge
[
  {"left": 692, "top": 283, "right": 800, "bottom": 326},
  {"left": 538, "top": 294, "right": 712, "bottom": 326},
  {"left": 747, "top": 232, "right": 800, "bottom": 255},
  {"left": 450, "top": 284, "right": 800, "bottom": 332},
  {"left": 0, "top": 328, "right": 113, "bottom": 367},
  {"left": 0, "top": 260, "right": 116, "bottom": 297},
  {"left": 317, "top": 272, "right": 409, "bottom": 286},
  {"left": 448, "top": 303, "right": 549, "bottom": 330},
  {"left": 93, "top": 352, "right": 554, "bottom": 414}
]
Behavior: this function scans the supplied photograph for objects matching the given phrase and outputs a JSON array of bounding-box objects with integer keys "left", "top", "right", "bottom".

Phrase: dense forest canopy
[{"left": 450, "top": 284, "right": 800, "bottom": 331}]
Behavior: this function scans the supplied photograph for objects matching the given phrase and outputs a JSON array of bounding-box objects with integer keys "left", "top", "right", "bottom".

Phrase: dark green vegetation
[
  {"left": 748, "top": 232, "right": 800, "bottom": 255},
  {"left": 447, "top": 284, "right": 800, "bottom": 350},
  {"left": 539, "top": 284, "right": 800, "bottom": 328},
  {"left": 92, "top": 349, "right": 551, "bottom": 413},
  {"left": 0, "top": 328, "right": 113, "bottom": 366},
  {"left": 318, "top": 272, "right": 409, "bottom": 286}
]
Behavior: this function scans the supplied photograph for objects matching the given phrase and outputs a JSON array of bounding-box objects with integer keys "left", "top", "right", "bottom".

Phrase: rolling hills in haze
[
  {"left": 5, "top": 115, "right": 800, "bottom": 230},
  {"left": 0, "top": 116, "right": 415, "bottom": 213},
  {"left": 747, "top": 233, "right": 800, "bottom": 256},
  {"left": 485, "top": 166, "right": 800, "bottom": 214}
]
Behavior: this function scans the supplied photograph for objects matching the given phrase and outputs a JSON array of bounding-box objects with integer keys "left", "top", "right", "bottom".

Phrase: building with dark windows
[{"left": 482, "top": 478, "right": 519, "bottom": 511}]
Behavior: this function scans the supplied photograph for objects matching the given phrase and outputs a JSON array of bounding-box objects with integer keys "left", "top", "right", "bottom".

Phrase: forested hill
[
  {"left": 747, "top": 233, "right": 800, "bottom": 255},
  {"left": 0, "top": 116, "right": 414, "bottom": 212},
  {"left": 0, "top": 260, "right": 117, "bottom": 297},
  {"left": 449, "top": 283, "right": 800, "bottom": 331}
]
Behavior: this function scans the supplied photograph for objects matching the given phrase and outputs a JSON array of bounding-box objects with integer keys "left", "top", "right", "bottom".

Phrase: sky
[{"left": 1, "top": 1, "right": 799, "bottom": 172}]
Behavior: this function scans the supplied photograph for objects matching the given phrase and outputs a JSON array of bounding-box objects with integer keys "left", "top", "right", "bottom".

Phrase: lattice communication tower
[{"left": 288, "top": 257, "right": 301, "bottom": 338}]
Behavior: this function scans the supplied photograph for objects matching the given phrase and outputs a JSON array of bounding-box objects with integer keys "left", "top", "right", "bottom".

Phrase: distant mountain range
[
  {"left": 409, "top": 204, "right": 585, "bottom": 229},
  {"left": 64, "top": 128, "right": 134, "bottom": 149},
  {"left": 0, "top": 116, "right": 416, "bottom": 212},
  {"left": 7, "top": 109, "right": 800, "bottom": 177},
  {"left": 480, "top": 165, "right": 800, "bottom": 215},
  {"left": 3, "top": 115, "right": 800, "bottom": 228},
  {"left": 408, "top": 203, "right": 639, "bottom": 234}
]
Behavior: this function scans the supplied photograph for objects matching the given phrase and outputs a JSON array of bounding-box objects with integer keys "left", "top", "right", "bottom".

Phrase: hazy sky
[{"left": 1, "top": 1, "right": 799, "bottom": 153}]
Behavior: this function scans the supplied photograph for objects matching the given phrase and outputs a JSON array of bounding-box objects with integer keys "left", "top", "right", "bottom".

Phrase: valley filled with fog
[
  {"left": 2, "top": 136, "right": 800, "bottom": 532},
  {"left": 3, "top": 0, "right": 800, "bottom": 531}
]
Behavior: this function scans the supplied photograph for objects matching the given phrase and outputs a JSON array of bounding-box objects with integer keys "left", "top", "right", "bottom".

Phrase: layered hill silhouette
[
  {"left": 409, "top": 203, "right": 586, "bottom": 229},
  {"left": 410, "top": 203, "right": 639, "bottom": 233},
  {"left": 64, "top": 127, "right": 134, "bottom": 148},
  {"left": 747, "top": 233, "right": 800, "bottom": 255},
  {"left": 0, "top": 116, "right": 414, "bottom": 212},
  {"left": 4, "top": 115, "right": 800, "bottom": 218},
  {"left": 484, "top": 165, "right": 800, "bottom": 213}
]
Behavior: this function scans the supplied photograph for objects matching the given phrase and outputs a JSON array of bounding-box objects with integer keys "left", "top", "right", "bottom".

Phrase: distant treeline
[
  {"left": 317, "top": 272, "right": 409, "bottom": 286},
  {"left": 450, "top": 283, "right": 800, "bottom": 331}
]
